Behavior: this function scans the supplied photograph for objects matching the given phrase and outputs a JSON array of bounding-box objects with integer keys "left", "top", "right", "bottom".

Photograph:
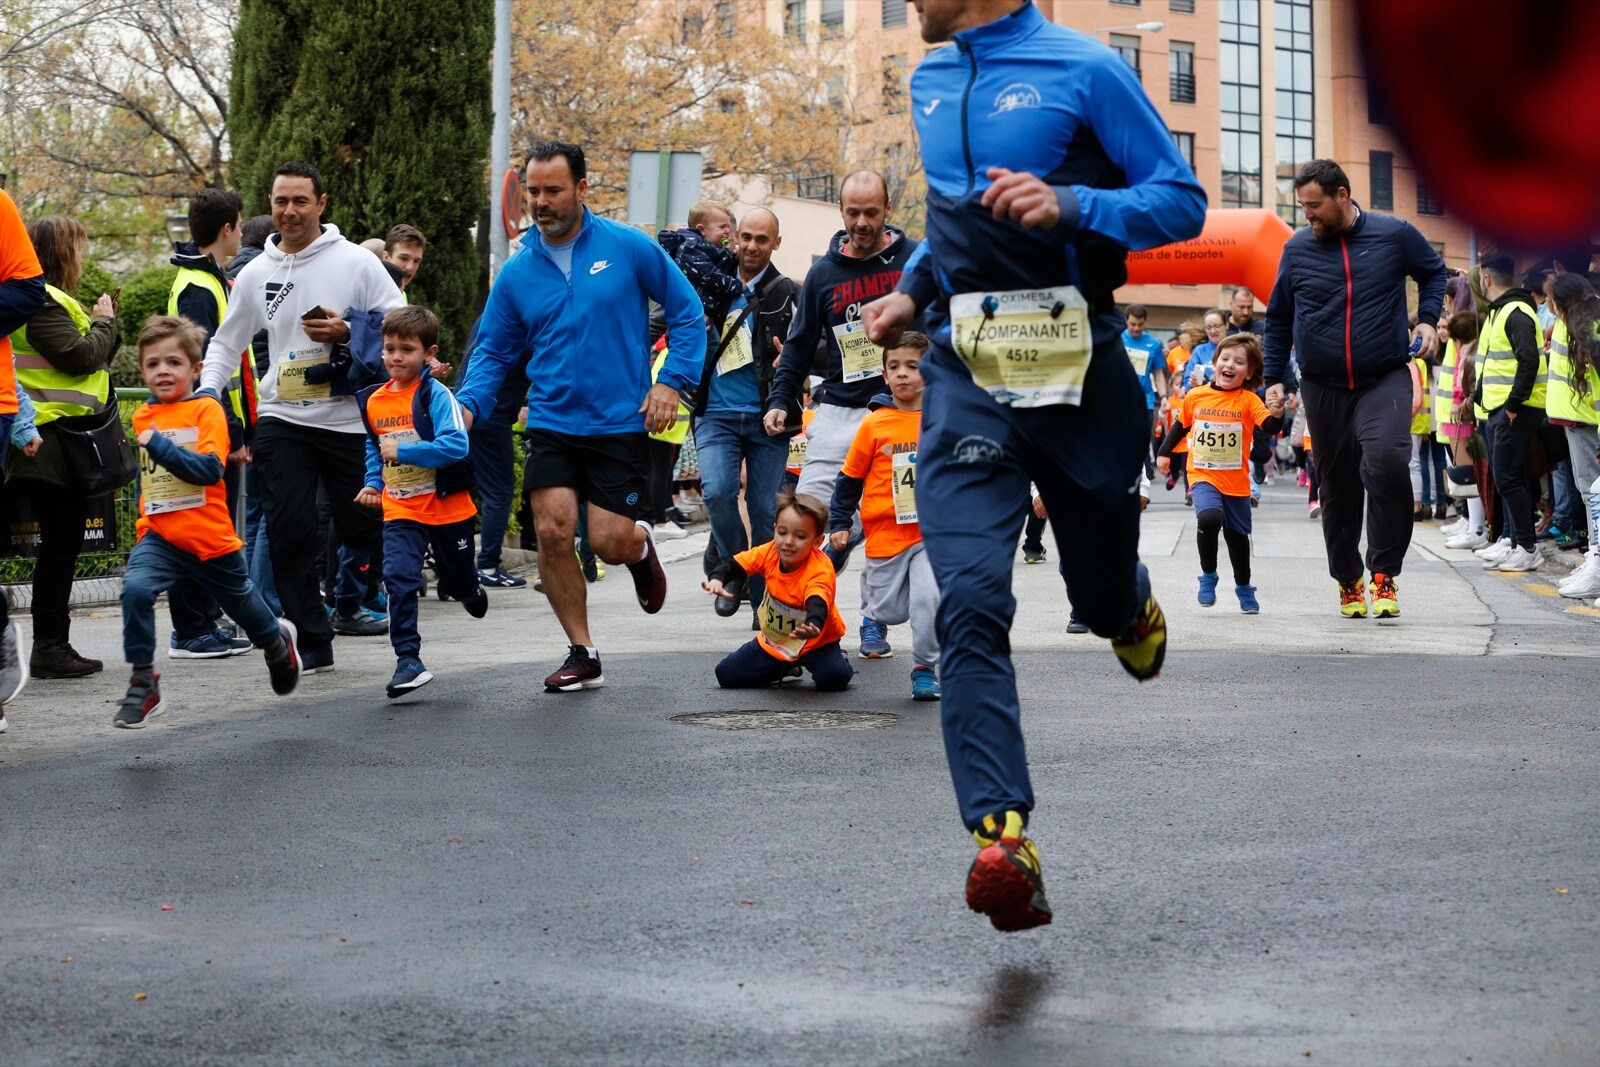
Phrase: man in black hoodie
[{"left": 763, "top": 170, "right": 918, "bottom": 658}]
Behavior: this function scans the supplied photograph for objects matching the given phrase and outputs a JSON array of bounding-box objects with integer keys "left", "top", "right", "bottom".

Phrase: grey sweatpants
[
  {"left": 860, "top": 542, "right": 940, "bottom": 668},
  {"left": 1299, "top": 365, "right": 1415, "bottom": 582},
  {"left": 1565, "top": 424, "right": 1600, "bottom": 551}
]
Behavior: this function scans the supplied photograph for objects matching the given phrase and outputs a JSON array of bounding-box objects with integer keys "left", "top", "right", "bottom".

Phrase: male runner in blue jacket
[{"left": 863, "top": 0, "right": 1205, "bottom": 931}]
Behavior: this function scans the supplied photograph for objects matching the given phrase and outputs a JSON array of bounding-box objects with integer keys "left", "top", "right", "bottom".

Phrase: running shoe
[
  {"left": 0, "top": 708, "right": 6, "bottom": 733},
  {"left": 1308, "top": 501, "right": 1322, "bottom": 519},
  {"left": 1370, "top": 573, "right": 1399, "bottom": 618},
  {"left": 1441, "top": 517, "right": 1467, "bottom": 537},
  {"left": 1110, "top": 568, "right": 1165, "bottom": 682},
  {"left": 461, "top": 588, "right": 489, "bottom": 618},
  {"left": 965, "top": 810, "right": 1052, "bottom": 932},
  {"left": 1065, "top": 611, "right": 1089, "bottom": 635},
  {"left": 1445, "top": 531, "right": 1489, "bottom": 550},
  {"left": 167, "top": 631, "right": 241, "bottom": 659},
  {"left": 300, "top": 643, "right": 335, "bottom": 676},
  {"left": 0, "top": 619, "right": 27, "bottom": 706},
  {"left": 1184, "top": 492, "right": 1193, "bottom": 507},
  {"left": 265, "top": 620, "right": 301, "bottom": 696},
  {"left": 1339, "top": 579, "right": 1368, "bottom": 618},
  {"left": 1475, "top": 537, "right": 1512, "bottom": 560},
  {"left": 1197, "top": 571, "right": 1219, "bottom": 608},
  {"left": 667, "top": 506, "right": 694, "bottom": 527},
  {"left": 859, "top": 617, "right": 892, "bottom": 658},
  {"left": 1236, "top": 584, "right": 1260, "bottom": 614},
  {"left": 653, "top": 521, "right": 688, "bottom": 541},
  {"left": 1554, "top": 528, "right": 1587, "bottom": 552},
  {"left": 626, "top": 521, "right": 667, "bottom": 613},
  {"left": 1493, "top": 546, "right": 1539, "bottom": 572},
  {"left": 113, "top": 673, "right": 164, "bottom": 729},
  {"left": 1022, "top": 547, "right": 1047, "bottom": 564},
  {"left": 714, "top": 575, "right": 746, "bottom": 618},
  {"left": 332, "top": 608, "right": 388, "bottom": 637},
  {"left": 477, "top": 567, "right": 527, "bottom": 589},
  {"left": 387, "top": 655, "right": 433, "bottom": 699},
  {"left": 363, "top": 590, "right": 390, "bottom": 618},
  {"left": 545, "top": 645, "right": 604, "bottom": 692},
  {"left": 910, "top": 665, "right": 940, "bottom": 701},
  {"left": 582, "top": 555, "right": 605, "bottom": 583},
  {"left": 216, "top": 628, "right": 254, "bottom": 653},
  {"left": 1558, "top": 557, "right": 1600, "bottom": 598},
  {"left": 1297, "top": 470, "right": 1309, "bottom": 488}
]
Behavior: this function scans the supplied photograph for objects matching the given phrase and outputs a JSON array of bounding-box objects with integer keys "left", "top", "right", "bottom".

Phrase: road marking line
[
  {"left": 1521, "top": 582, "right": 1562, "bottom": 597},
  {"left": 1563, "top": 605, "right": 1600, "bottom": 618}
]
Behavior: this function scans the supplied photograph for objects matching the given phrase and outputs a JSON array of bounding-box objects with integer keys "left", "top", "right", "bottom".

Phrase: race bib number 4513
[{"left": 950, "top": 287, "right": 1091, "bottom": 408}]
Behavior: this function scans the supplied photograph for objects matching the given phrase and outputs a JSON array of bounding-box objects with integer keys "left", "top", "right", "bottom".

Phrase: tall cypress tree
[{"left": 230, "top": 0, "right": 491, "bottom": 353}]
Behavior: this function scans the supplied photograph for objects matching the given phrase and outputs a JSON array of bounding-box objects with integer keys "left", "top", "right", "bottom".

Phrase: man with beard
[
  {"left": 763, "top": 170, "right": 919, "bottom": 659},
  {"left": 455, "top": 140, "right": 706, "bottom": 693}
]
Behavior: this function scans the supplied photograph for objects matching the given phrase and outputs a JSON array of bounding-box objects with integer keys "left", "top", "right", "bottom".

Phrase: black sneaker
[
  {"left": 544, "top": 645, "right": 604, "bottom": 692},
  {"left": 462, "top": 588, "right": 489, "bottom": 619},
  {"left": 265, "top": 620, "right": 301, "bottom": 696},
  {"left": 300, "top": 642, "right": 335, "bottom": 675},
  {"left": 1066, "top": 611, "right": 1090, "bottom": 635},
  {"left": 666, "top": 506, "right": 694, "bottom": 527},
  {"left": 626, "top": 521, "right": 667, "bottom": 614},
  {"left": 476, "top": 567, "right": 527, "bottom": 589},
  {"left": 1022, "top": 547, "right": 1047, "bottom": 564},
  {"left": 387, "top": 655, "right": 433, "bottom": 698},
  {"left": 714, "top": 575, "right": 745, "bottom": 618},
  {"left": 333, "top": 609, "right": 388, "bottom": 636},
  {"left": 114, "top": 673, "right": 164, "bottom": 729}
]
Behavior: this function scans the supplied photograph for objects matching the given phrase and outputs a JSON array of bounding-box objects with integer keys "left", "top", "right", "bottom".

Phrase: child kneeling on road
[
  {"left": 828, "top": 332, "right": 940, "bottom": 700},
  {"left": 704, "top": 491, "right": 853, "bottom": 691},
  {"left": 356, "top": 306, "right": 488, "bottom": 698},
  {"left": 1156, "top": 332, "right": 1284, "bottom": 614},
  {"left": 117, "top": 316, "right": 300, "bottom": 728}
]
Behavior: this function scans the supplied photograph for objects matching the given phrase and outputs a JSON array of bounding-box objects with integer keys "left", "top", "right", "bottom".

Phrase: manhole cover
[{"left": 669, "top": 710, "right": 900, "bottom": 731}]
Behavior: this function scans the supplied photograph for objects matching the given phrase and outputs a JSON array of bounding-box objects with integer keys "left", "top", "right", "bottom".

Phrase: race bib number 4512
[{"left": 950, "top": 287, "right": 1091, "bottom": 408}]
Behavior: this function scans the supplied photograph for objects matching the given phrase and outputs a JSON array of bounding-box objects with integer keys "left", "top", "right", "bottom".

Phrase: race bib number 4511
[{"left": 950, "top": 287, "right": 1091, "bottom": 408}]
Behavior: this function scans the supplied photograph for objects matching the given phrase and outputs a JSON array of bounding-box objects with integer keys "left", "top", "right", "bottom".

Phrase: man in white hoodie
[{"left": 200, "top": 161, "right": 405, "bottom": 673}]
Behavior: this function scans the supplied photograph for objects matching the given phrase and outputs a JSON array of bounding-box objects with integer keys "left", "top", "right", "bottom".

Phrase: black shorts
[{"left": 523, "top": 429, "right": 648, "bottom": 520}]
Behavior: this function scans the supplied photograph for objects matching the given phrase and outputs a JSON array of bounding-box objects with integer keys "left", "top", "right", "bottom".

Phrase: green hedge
[{"left": 117, "top": 266, "right": 179, "bottom": 346}]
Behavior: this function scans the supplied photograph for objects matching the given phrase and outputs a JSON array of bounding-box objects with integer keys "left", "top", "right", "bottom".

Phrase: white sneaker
[
  {"left": 652, "top": 521, "right": 688, "bottom": 541},
  {"left": 1493, "top": 545, "right": 1539, "bottom": 572},
  {"left": 1558, "top": 557, "right": 1600, "bottom": 598},
  {"left": 1476, "top": 537, "right": 1512, "bottom": 560},
  {"left": 1441, "top": 518, "right": 1467, "bottom": 537},
  {"left": 1445, "top": 531, "right": 1489, "bottom": 550}
]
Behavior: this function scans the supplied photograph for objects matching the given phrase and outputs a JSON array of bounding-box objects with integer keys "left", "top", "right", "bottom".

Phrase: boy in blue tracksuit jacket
[{"left": 858, "top": 0, "right": 1206, "bottom": 932}]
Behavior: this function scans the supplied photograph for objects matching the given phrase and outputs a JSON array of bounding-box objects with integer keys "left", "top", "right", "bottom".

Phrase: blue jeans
[
  {"left": 1553, "top": 456, "right": 1584, "bottom": 532},
  {"left": 469, "top": 411, "right": 517, "bottom": 570},
  {"left": 245, "top": 463, "right": 281, "bottom": 616},
  {"left": 694, "top": 411, "right": 791, "bottom": 619},
  {"left": 121, "top": 533, "right": 281, "bottom": 666}
]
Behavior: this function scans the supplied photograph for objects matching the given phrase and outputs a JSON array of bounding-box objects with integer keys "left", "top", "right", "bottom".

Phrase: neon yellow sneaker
[
  {"left": 1339, "top": 579, "right": 1368, "bottom": 618},
  {"left": 966, "top": 811, "right": 1053, "bottom": 932},
  {"left": 1111, "top": 595, "right": 1166, "bottom": 682},
  {"left": 1370, "top": 573, "right": 1399, "bottom": 618}
]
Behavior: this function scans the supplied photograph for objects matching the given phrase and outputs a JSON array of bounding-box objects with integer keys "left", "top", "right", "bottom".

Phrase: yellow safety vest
[
  {"left": 9, "top": 284, "right": 110, "bottom": 426},
  {"left": 647, "top": 348, "right": 690, "bottom": 445},
  {"left": 1479, "top": 298, "right": 1545, "bottom": 412},
  {"left": 1545, "top": 319, "right": 1600, "bottom": 426},
  {"left": 1431, "top": 339, "right": 1457, "bottom": 442},
  {"left": 1409, "top": 357, "right": 1432, "bottom": 435},
  {"left": 168, "top": 266, "right": 246, "bottom": 422}
]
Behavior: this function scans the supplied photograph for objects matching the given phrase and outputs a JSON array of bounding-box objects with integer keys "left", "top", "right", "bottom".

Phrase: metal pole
[
  {"left": 1468, "top": 226, "right": 1477, "bottom": 268},
  {"left": 489, "top": 0, "right": 511, "bottom": 278}
]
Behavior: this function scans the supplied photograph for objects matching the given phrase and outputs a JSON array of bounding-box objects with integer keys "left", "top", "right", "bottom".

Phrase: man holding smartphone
[{"left": 199, "top": 161, "right": 405, "bottom": 673}]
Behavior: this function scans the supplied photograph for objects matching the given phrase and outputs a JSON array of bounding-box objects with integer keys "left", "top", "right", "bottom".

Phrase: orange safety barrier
[{"left": 1125, "top": 209, "right": 1295, "bottom": 303}]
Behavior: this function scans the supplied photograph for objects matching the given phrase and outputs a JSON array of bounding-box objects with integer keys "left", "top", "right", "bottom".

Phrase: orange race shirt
[
  {"left": 0, "top": 189, "right": 44, "bottom": 417},
  {"left": 1179, "top": 384, "right": 1271, "bottom": 498},
  {"left": 1166, "top": 345, "right": 1190, "bottom": 379},
  {"left": 133, "top": 397, "right": 243, "bottom": 561},
  {"left": 366, "top": 378, "right": 478, "bottom": 526},
  {"left": 733, "top": 541, "right": 848, "bottom": 661},
  {"left": 839, "top": 405, "right": 922, "bottom": 559}
]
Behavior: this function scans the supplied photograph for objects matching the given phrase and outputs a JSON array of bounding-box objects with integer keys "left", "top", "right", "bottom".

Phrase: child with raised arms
[
  {"left": 703, "top": 490, "right": 853, "bottom": 691},
  {"left": 1156, "top": 332, "right": 1284, "bottom": 613},
  {"left": 356, "top": 306, "right": 488, "bottom": 699},
  {"left": 828, "top": 331, "right": 940, "bottom": 700},
  {"left": 116, "top": 316, "right": 300, "bottom": 728}
]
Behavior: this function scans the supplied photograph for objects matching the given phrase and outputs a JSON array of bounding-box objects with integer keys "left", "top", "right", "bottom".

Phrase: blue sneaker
[
  {"left": 859, "top": 617, "right": 892, "bottom": 659},
  {"left": 1197, "top": 571, "right": 1219, "bottom": 607},
  {"left": 213, "top": 628, "right": 253, "bottom": 655},
  {"left": 169, "top": 631, "right": 249, "bottom": 659},
  {"left": 911, "top": 665, "right": 941, "bottom": 701},
  {"left": 386, "top": 656, "right": 433, "bottom": 699},
  {"left": 362, "top": 590, "right": 389, "bottom": 620},
  {"left": 1236, "top": 585, "right": 1260, "bottom": 614}
]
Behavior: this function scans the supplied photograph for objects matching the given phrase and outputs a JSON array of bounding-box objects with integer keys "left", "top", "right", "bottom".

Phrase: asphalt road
[{"left": 3, "top": 482, "right": 1596, "bottom": 1065}]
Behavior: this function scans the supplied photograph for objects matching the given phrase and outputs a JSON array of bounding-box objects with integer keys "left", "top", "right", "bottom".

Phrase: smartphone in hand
[{"left": 301, "top": 306, "right": 332, "bottom": 322}]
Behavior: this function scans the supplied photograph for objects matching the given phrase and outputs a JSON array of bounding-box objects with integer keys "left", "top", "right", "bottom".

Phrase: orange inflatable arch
[{"left": 1124, "top": 209, "right": 1294, "bottom": 303}]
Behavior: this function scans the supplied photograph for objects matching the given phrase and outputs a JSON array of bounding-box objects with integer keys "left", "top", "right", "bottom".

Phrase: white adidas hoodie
[{"left": 201, "top": 224, "right": 405, "bottom": 433}]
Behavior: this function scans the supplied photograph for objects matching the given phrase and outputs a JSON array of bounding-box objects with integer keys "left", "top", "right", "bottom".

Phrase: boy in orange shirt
[
  {"left": 703, "top": 491, "right": 852, "bottom": 691},
  {"left": 118, "top": 317, "right": 300, "bottom": 728},
  {"left": 357, "top": 307, "right": 487, "bottom": 698},
  {"left": 828, "top": 332, "right": 940, "bottom": 701},
  {"left": 1157, "top": 333, "right": 1284, "bottom": 613}
]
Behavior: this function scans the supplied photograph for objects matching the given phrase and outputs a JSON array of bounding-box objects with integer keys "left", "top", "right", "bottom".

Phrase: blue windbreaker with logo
[{"left": 896, "top": 1, "right": 1206, "bottom": 334}]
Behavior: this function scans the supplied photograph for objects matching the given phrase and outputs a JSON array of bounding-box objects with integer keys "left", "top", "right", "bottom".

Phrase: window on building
[
  {"left": 1169, "top": 42, "right": 1195, "bottom": 103},
  {"left": 882, "top": 0, "right": 907, "bottom": 28},
  {"left": 682, "top": 11, "right": 704, "bottom": 38},
  {"left": 1219, "top": 0, "right": 1262, "bottom": 207},
  {"left": 1111, "top": 0, "right": 1142, "bottom": 6},
  {"left": 1109, "top": 34, "right": 1142, "bottom": 80},
  {"left": 1369, "top": 150, "right": 1394, "bottom": 211},
  {"left": 796, "top": 175, "right": 837, "bottom": 203},
  {"left": 785, "top": 0, "right": 806, "bottom": 39},
  {"left": 1417, "top": 178, "right": 1444, "bottom": 217},
  {"left": 1171, "top": 131, "right": 1195, "bottom": 170},
  {"left": 882, "top": 54, "right": 907, "bottom": 114},
  {"left": 717, "top": 0, "right": 737, "bottom": 36},
  {"left": 820, "top": 0, "right": 845, "bottom": 36},
  {"left": 1170, "top": 0, "right": 1197, "bottom": 11},
  {"left": 1273, "top": 0, "right": 1314, "bottom": 224},
  {"left": 1367, "top": 83, "right": 1385, "bottom": 125}
]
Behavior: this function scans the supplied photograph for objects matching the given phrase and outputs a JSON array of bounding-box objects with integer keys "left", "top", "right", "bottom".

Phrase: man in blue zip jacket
[
  {"left": 1263, "top": 160, "right": 1446, "bottom": 620},
  {"left": 862, "top": 0, "right": 1206, "bottom": 932},
  {"left": 456, "top": 141, "right": 706, "bottom": 694}
]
